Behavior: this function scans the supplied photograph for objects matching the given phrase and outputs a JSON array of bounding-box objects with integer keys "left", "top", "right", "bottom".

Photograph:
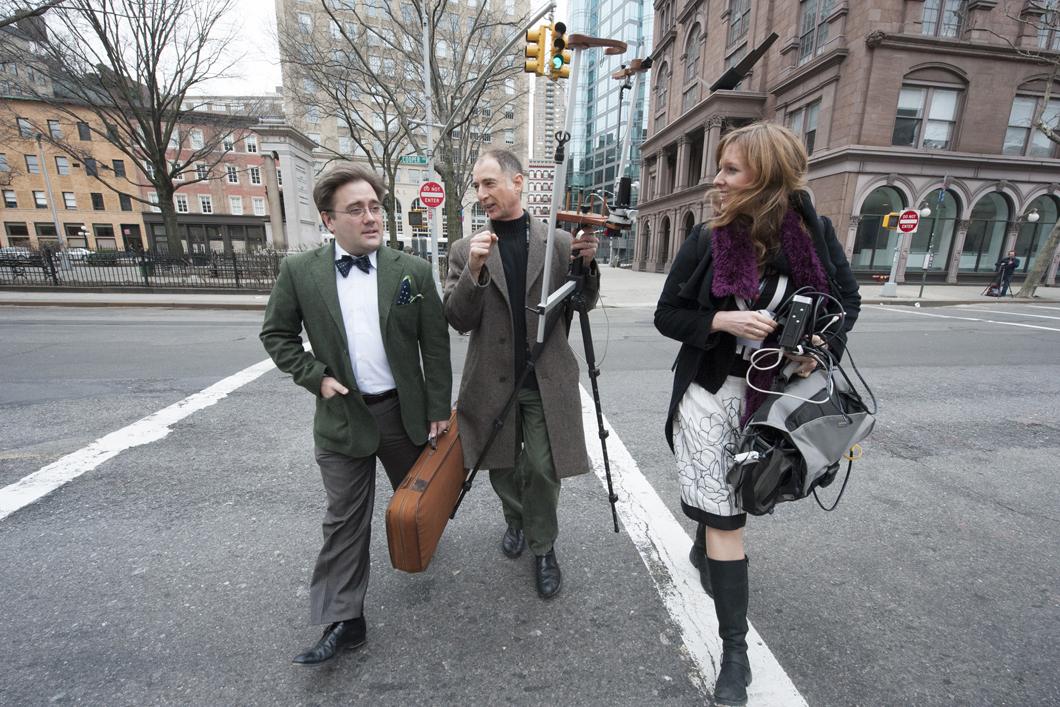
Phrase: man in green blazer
[{"left": 260, "top": 163, "right": 451, "bottom": 665}]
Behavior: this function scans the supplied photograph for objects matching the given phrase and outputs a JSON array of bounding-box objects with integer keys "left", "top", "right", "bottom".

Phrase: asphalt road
[{"left": 0, "top": 302, "right": 1057, "bottom": 706}]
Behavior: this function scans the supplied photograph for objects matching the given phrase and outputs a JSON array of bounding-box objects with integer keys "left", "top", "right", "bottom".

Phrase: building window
[
  {"left": 226, "top": 164, "right": 238, "bottom": 183},
  {"left": 17, "top": 117, "right": 33, "bottom": 138},
  {"left": 727, "top": 0, "right": 751, "bottom": 47},
  {"left": 245, "top": 135, "right": 258, "bottom": 153},
  {"left": 222, "top": 136, "right": 234, "bottom": 151},
  {"left": 787, "top": 99, "right": 821, "bottom": 154},
  {"left": 276, "top": 168, "right": 283, "bottom": 186},
  {"left": 1038, "top": 0, "right": 1060, "bottom": 50},
  {"left": 338, "top": 136, "right": 352, "bottom": 154},
  {"left": 25, "top": 154, "right": 41, "bottom": 174},
  {"left": 55, "top": 156, "right": 71, "bottom": 175},
  {"left": 47, "top": 119, "right": 62, "bottom": 139},
  {"left": 799, "top": 0, "right": 835, "bottom": 65},
  {"left": 298, "top": 12, "right": 312, "bottom": 32},
  {"left": 119, "top": 193, "right": 132, "bottom": 211},
  {"left": 229, "top": 195, "right": 244, "bottom": 215},
  {"left": 77, "top": 122, "right": 91, "bottom": 140},
  {"left": 91, "top": 192, "right": 105, "bottom": 210},
  {"left": 252, "top": 196, "right": 266, "bottom": 216},
  {"left": 62, "top": 192, "right": 76, "bottom": 209},
  {"left": 2, "top": 189, "right": 16, "bottom": 208},
  {"left": 148, "top": 192, "right": 160, "bottom": 212},
  {"left": 168, "top": 128, "right": 180, "bottom": 149},
  {"left": 921, "top": 0, "right": 965, "bottom": 39},
  {"left": 250, "top": 166, "right": 262, "bottom": 185},
  {"left": 684, "top": 24, "right": 703, "bottom": 85},
  {"left": 655, "top": 61, "right": 670, "bottom": 115},
  {"left": 504, "top": 129, "right": 515, "bottom": 145},
  {"left": 143, "top": 160, "right": 155, "bottom": 178},
  {"left": 190, "top": 129, "right": 205, "bottom": 149},
  {"left": 307, "top": 105, "right": 320, "bottom": 124},
  {"left": 0, "top": 153, "right": 8, "bottom": 172},
  {"left": 1003, "top": 95, "right": 1060, "bottom": 157},
  {"left": 112, "top": 159, "right": 126, "bottom": 177},
  {"left": 85, "top": 157, "right": 99, "bottom": 176},
  {"left": 892, "top": 85, "right": 961, "bottom": 150},
  {"left": 199, "top": 195, "right": 213, "bottom": 213},
  {"left": 196, "top": 163, "right": 209, "bottom": 180},
  {"left": 32, "top": 190, "right": 47, "bottom": 208},
  {"left": 175, "top": 193, "right": 189, "bottom": 213}
]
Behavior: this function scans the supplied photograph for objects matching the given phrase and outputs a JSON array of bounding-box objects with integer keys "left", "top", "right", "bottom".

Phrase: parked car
[
  {"left": 0, "top": 246, "right": 32, "bottom": 260},
  {"left": 64, "top": 247, "right": 94, "bottom": 262}
]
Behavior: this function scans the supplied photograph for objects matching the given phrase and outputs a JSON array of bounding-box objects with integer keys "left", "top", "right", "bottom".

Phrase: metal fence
[
  {"left": 0, "top": 250, "right": 283, "bottom": 291},
  {"left": 0, "top": 249, "right": 450, "bottom": 291}
]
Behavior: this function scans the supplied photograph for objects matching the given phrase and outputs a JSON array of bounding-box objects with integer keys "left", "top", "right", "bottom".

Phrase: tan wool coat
[{"left": 443, "top": 216, "right": 599, "bottom": 477}]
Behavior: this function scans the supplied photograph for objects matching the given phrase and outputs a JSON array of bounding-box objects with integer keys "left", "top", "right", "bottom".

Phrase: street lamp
[
  {"left": 1025, "top": 208, "right": 1040, "bottom": 223},
  {"left": 919, "top": 203, "right": 932, "bottom": 218}
]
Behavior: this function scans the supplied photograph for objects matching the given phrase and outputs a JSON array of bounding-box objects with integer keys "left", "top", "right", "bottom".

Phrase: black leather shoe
[
  {"left": 292, "top": 617, "right": 366, "bottom": 665},
  {"left": 501, "top": 525, "right": 525, "bottom": 559},
  {"left": 535, "top": 549, "right": 562, "bottom": 599}
]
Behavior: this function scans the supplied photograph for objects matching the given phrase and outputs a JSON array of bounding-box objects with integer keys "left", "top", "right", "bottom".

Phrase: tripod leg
[{"left": 573, "top": 298, "right": 620, "bottom": 533}]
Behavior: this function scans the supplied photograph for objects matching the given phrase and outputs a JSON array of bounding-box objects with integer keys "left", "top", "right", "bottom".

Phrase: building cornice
[
  {"left": 865, "top": 31, "right": 1059, "bottom": 64},
  {"left": 807, "top": 144, "right": 1060, "bottom": 176},
  {"left": 638, "top": 182, "right": 706, "bottom": 211}
]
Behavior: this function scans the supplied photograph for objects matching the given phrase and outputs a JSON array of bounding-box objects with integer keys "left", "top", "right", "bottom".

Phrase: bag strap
[{"left": 813, "top": 457, "right": 853, "bottom": 512}]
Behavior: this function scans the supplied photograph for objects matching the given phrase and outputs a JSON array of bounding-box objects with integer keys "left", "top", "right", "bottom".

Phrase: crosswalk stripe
[{"left": 580, "top": 387, "right": 807, "bottom": 705}]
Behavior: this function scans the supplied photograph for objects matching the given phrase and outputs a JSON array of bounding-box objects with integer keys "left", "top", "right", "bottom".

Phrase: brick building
[
  {"left": 635, "top": 0, "right": 1060, "bottom": 285},
  {"left": 0, "top": 98, "right": 148, "bottom": 251}
]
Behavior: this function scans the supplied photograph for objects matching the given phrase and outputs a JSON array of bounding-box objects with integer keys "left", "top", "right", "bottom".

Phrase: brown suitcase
[{"left": 385, "top": 410, "right": 466, "bottom": 573}]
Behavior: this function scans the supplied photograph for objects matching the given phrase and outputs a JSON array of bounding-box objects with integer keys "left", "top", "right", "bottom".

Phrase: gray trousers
[{"left": 310, "top": 395, "right": 422, "bottom": 625}]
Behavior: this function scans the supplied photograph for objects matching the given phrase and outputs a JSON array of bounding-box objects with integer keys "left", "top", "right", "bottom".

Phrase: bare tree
[
  {"left": 0, "top": 0, "right": 254, "bottom": 258},
  {"left": 980, "top": 2, "right": 1060, "bottom": 296},
  {"left": 279, "top": 0, "right": 527, "bottom": 242},
  {"left": 0, "top": 1, "right": 64, "bottom": 31}
]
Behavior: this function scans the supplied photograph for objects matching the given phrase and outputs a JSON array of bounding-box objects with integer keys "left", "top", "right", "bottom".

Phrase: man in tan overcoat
[{"left": 444, "top": 149, "right": 599, "bottom": 599}]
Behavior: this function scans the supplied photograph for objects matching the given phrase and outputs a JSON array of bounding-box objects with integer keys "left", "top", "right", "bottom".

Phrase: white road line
[
  {"left": 0, "top": 357, "right": 278, "bottom": 522},
  {"left": 956, "top": 307, "right": 1060, "bottom": 321},
  {"left": 873, "top": 304, "right": 1060, "bottom": 332},
  {"left": 580, "top": 387, "right": 806, "bottom": 706},
  {"left": 1029, "top": 305, "right": 1060, "bottom": 312}
]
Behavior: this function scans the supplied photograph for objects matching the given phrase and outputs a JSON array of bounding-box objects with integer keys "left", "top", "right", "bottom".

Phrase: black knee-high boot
[
  {"left": 689, "top": 522, "right": 713, "bottom": 596},
  {"left": 708, "top": 557, "right": 752, "bottom": 706}
]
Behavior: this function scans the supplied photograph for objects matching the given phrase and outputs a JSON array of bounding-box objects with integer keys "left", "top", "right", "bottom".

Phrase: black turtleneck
[{"left": 492, "top": 212, "right": 537, "bottom": 390}]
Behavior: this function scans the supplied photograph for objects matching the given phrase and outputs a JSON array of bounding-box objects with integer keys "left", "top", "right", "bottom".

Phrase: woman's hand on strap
[{"left": 711, "top": 310, "right": 777, "bottom": 340}]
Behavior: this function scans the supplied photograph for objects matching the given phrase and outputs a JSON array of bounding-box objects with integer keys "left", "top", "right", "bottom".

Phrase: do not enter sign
[
  {"left": 898, "top": 209, "right": 920, "bottom": 234},
  {"left": 419, "top": 181, "right": 445, "bottom": 209}
]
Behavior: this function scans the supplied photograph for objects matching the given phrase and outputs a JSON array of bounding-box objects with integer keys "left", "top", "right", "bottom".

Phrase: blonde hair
[{"left": 708, "top": 122, "right": 808, "bottom": 262}]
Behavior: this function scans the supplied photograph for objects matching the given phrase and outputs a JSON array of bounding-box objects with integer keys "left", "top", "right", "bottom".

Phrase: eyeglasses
[{"left": 329, "top": 205, "right": 383, "bottom": 218}]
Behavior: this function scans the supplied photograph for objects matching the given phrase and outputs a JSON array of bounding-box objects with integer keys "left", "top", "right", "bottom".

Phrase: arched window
[
  {"left": 962, "top": 193, "right": 1010, "bottom": 272},
  {"left": 655, "top": 62, "right": 670, "bottom": 115},
  {"left": 658, "top": 216, "right": 671, "bottom": 263},
  {"left": 851, "top": 186, "right": 907, "bottom": 270},
  {"left": 1016, "top": 195, "right": 1060, "bottom": 274},
  {"left": 908, "top": 189, "right": 960, "bottom": 273},
  {"left": 892, "top": 67, "right": 967, "bottom": 150},
  {"left": 682, "top": 26, "right": 703, "bottom": 113},
  {"left": 639, "top": 222, "right": 651, "bottom": 261}
]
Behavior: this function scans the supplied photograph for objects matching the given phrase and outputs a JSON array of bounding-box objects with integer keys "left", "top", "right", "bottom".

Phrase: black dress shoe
[
  {"left": 535, "top": 549, "right": 562, "bottom": 599},
  {"left": 292, "top": 617, "right": 366, "bottom": 665},
  {"left": 501, "top": 525, "right": 525, "bottom": 558}
]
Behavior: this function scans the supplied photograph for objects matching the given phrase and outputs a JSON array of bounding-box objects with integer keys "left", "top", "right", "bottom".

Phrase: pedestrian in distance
[
  {"left": 994, "top": 250, "right": 1020, "bottom": 297},
  {"left": 260, "top": 162, "right": 452, "bottom": 665},
  {"left": 654, "top": 122, "right": 861, "bottom": 706},
  {"left": 444, "top": 148, "right": 599, "bottom": 600}
]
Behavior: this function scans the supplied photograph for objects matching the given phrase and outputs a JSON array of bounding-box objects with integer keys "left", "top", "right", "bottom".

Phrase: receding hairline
[{"left": 474, "top": 149, "right": 524, "bottom": 178}]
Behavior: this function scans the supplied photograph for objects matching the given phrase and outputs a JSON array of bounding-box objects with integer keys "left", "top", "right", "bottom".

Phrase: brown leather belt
[{"left": 362, "top": 389, "right": 398, "bottom": 404}]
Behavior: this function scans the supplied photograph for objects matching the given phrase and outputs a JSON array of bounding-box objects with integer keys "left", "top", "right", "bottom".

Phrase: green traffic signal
[{"left": 551, "top": 55, "right": 564, "bottom": 71}]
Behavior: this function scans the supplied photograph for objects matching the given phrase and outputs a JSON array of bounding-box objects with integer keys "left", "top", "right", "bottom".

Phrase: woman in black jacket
[{"left": 654, "top": 122, "right": 860, "bottom": 706}]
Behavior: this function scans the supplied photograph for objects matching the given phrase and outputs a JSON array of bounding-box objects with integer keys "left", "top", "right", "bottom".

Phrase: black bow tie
[{"left": 336, "top": 254, "right": 371, "bottom": 277}]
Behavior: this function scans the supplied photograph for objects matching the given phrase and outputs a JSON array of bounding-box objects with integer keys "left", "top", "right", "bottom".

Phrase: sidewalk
[{"left": 1, "top": 267, "right": 1057, "bottom": 309}]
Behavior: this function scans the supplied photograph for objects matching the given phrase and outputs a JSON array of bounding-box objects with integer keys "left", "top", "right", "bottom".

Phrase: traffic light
[
  {"left": 881, "top": 211, "right": 900, "bottom": 229},
  {"left": 549, "top": 21, "right": 571, "bottom": 80},
  {"left": 524, "top": 24, "right": 547, "bottom": 75}
]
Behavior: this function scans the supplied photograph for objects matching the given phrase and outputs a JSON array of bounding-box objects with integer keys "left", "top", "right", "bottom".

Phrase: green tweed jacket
[{"left": 260, "top": 242, "right": 452, "bottom": 458}]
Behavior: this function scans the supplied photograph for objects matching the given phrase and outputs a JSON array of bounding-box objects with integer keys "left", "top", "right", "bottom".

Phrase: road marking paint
[
  {"left": 1029, "top": 305, "right": 1060, "bottom": 312},
  {"left": 956, "top": 307, "right": 1060, "bottom": 321},
  {"left": 580, "top": 387, "right": 806, "bottom": 705},
  {"left": 0, "top": 357, "right": 278, "bottom": 522},
  {"left": 873, "top": 304, "right": 1060, "bottom": 332}
]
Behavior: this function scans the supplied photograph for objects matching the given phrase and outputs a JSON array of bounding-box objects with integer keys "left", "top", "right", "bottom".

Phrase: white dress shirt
[{"left": 334, "top": 244, "right": 396, "bottom": 394}]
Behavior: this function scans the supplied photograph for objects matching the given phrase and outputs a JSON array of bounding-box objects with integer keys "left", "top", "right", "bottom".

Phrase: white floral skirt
[{"left": 672, "top": 376, "right": 746, "bottom": 518}]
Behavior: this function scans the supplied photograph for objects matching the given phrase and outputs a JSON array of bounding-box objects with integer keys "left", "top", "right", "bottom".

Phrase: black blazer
[{"left": 654, "top": 192, "right": 861, "bottom": 449}]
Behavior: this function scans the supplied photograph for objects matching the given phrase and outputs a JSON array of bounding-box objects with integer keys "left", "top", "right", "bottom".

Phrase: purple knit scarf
[{"left": 710, "top": 208, "right": 829, "bottom": 423}]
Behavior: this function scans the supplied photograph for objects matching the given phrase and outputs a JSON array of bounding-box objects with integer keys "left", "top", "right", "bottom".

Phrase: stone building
[{"left": 635, "top": 0, "right": 1060, "bottom": 285}]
